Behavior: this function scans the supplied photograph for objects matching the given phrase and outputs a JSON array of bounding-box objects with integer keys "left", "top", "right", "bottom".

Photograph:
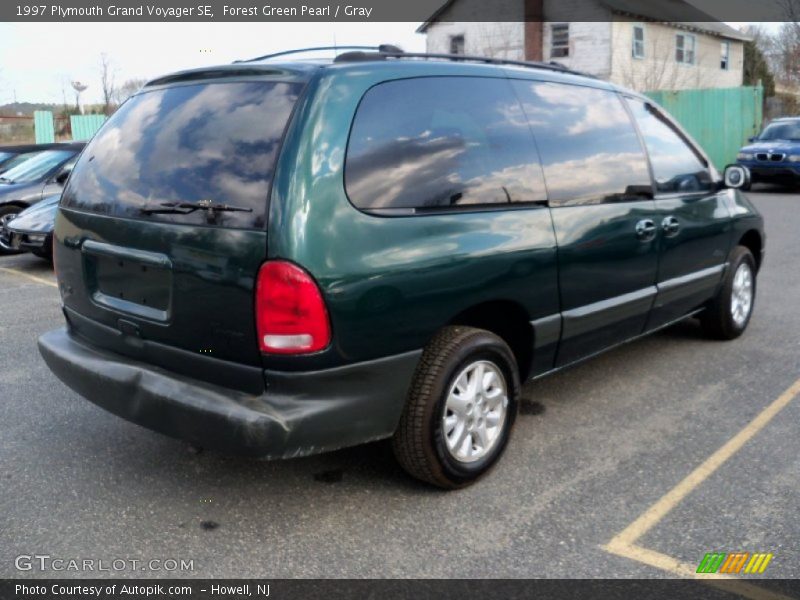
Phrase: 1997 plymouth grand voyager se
[{"left": 39, "top": 47, "right": 764, "bottom": 488}]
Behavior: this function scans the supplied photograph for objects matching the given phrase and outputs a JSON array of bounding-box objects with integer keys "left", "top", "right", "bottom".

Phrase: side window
[
  {"left": 626, "top": 99, "right": 712, "bottom": 194},
  {"left": 632, "top": 25, "right": 645, "bottom": 59},
  {"left": 676, "top": 33, "right": 696, "bottom": 65},
  {"left": 720, "top": 41, "right": 730, "bottom": 70},
  {"left": 511, "top": 80, "right": 652, "bottom": 206},
  {"left": 551, "top": 24, "right": 569, "bottom": 58},
  {"left": 449, "top": 35, "right": 465, "bottom": 55},
  {"left": 345, "top": 77, "right": 547, "bottom": 212}
]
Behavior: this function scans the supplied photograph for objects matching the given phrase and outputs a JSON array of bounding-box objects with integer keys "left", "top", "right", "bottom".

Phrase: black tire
[
  {"left": 392, "top": 326, "right": 520, "bottom": 489},
  {"left": 32, "top": 233, "right": 53, "bottom": 263},
  {"left": 0, "top": 205, "right": 24, "bottom": 256},
  {"left": 700, "top": 246, "right": 757, "bottom": 340}
]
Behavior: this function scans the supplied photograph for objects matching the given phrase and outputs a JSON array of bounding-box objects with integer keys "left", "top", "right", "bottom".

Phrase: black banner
[
  {"left": 3, "top": 580, "right": 800, "bottom": 600},
  {"left": 2, "top": 0, "right": 800, "bottom": 22}
]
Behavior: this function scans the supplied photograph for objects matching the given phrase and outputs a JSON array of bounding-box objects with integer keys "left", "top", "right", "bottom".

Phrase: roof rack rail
[
  {"left": 234, "top": 45, "right": 404, "bottom": 64},
  {"left": 334, "top": 49, "right": 594, "bottom": 78},
  {"left": 234, "top": 45, "right": 593, "bottom": 79}
]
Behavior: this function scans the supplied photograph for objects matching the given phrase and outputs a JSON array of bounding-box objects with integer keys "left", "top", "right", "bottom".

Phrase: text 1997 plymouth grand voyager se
[{"left": 38, "top": 47, "right": 765, "bottom": 489}]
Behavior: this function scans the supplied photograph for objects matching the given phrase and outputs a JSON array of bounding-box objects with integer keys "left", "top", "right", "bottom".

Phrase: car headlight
[
  {"left": 787, "top": 155, "right": 800, "bottom": 162},
  {"left": 737, "top": 152, "right": 754, "bottom": 161}
]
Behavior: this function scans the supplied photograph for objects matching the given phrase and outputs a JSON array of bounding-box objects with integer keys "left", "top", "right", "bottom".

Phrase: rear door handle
[
  {"left": 662, "top": 216, "right": 681, "bottom": 237},
  {"left": 635, "top": 219, "right": 657, "bottom": 241}
]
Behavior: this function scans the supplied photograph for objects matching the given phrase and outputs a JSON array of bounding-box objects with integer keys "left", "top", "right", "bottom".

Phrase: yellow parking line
[
  {"left": 0, "top": 266, "right": 58, "bottom": 288},
  {"left": 602, "top": 376, "right": 800, "bottom": 599},
  {"left": 606, "top": 376, "right": 800, "bottom": 549}
]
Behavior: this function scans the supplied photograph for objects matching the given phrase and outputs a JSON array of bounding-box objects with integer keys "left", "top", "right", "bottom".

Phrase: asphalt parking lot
[{"left": 1, "top": 187, "right": 798, "bottom": 586}]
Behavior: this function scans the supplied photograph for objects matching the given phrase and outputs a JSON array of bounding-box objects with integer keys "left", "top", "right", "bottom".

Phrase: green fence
[
  {"left": 644, "top": 86, "right": 763, "bottom": 171},
  {"left": 70, "top": 114, "right": 107, "bottom": 141},
  {"left": 33, "top": 111, "right": 55, "bottom": 143},
  {"left": 32, "top": 111, "right": 107, "bottom": 143}
]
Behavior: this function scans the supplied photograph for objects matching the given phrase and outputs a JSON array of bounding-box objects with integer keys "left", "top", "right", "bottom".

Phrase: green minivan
[{"left": 39, "top": 47, "right": 764, "bottom": 488}]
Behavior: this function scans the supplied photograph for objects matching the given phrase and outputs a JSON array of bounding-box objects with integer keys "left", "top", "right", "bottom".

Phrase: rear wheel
[
  {"left": 700, "top": 246, "right": 756, "bottom": 339},
  {"left": 0, "top": 206, "right": 23, "bottom": 255},
  {"left": 392, "top": 326, "right": 519, "bottom": 489}
]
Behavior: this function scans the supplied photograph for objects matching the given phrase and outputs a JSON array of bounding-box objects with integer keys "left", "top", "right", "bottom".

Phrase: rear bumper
[{"left": 38, "top": 327, "right": 421, "bottom": 459}]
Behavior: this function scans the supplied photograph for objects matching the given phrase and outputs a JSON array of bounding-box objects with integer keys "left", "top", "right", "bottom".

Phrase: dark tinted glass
[
  {"left": 511, "top": 81, "right": 652, "bottom": 206},
  {"left": 345, "top": 77, "right": 546, "bottom": 212},
  {"left": 627, "top": 99, "right": 712, "bottom": 194},
  {"left": 758, "top": 120, "right": 800, "bottom": 141},
  {"left": 62, "top": 81, "right": 302, "bottom": 229}
]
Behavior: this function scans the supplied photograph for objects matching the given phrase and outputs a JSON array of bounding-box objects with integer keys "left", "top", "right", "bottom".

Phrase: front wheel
[
  {"left": 0, "top": 205, "right": 24, "bottom": 255},
  {"left": 32, "top": 233, "right": 54, "bottom": 263},
  {"left": 700, "top": 246, "right": 757, "bottom": 339},
  {"left": 392, "top": 326, "right": 519, "bottom": 489}
]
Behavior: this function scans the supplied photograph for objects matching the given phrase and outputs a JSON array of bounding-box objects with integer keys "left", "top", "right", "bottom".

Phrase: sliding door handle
[
  {"left": 635, "top": 219, "right": 657, "bottom": 241},
  {"left": 662, "top": 216, "right": 681, "bottom": 237}
]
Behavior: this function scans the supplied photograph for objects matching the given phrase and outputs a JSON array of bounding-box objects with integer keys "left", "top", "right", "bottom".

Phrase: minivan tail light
[{"left": 255, "top": 261, "right": 331, "bottom": 354}]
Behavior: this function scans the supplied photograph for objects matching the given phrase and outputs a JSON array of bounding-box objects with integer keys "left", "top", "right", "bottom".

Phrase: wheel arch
[
  {"left": 738, "top": 229, "right": 763, "bottom": 271},
  {"left": 447, "top": 300, "right": 534, "bottom": 381},
  {"left": 0, "top": 200, "right": 30, "bottom": 211}
]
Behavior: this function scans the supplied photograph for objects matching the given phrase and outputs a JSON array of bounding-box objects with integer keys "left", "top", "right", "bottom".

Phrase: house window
[
  {"left": 721, "top": 41, "right": 730, "bottom": 69},
  {"left": 449, "top": 35, "right": 465, "bottom": 55},
  {"left": 676, "top": 33, "right": 696, "bottom": 65},
  {"left": 632, "top": 25, "right": 645, "bottom": 59},
  {"left": 551, "top": 23, "right": 569, "bottom": 58}
]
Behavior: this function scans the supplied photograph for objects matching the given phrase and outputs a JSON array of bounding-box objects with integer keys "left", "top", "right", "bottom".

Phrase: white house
[{"left": 418, "top": 0, "right": 751, "bottom": 91}]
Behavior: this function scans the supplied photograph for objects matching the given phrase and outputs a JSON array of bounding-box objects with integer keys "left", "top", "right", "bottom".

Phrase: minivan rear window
[{"left": 62, "top": 81, "right": 302, "bottom": 229}]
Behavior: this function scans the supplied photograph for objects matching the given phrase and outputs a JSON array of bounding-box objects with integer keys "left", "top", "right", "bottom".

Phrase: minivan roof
[{"left": 144, "top": 46, "right": 626, "bottom": 95}]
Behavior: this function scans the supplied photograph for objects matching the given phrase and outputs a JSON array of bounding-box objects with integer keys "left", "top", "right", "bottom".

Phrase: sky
[
  {"left": 0, "top": 20, "right": 779, "bottom": 105},
  {"left": 0, "top": 22, "right": 427, "bottom": 104}
]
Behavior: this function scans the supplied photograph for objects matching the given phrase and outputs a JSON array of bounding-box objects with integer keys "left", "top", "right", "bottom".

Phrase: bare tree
[
  {"left": 99, "top": 53, "right": 116, "bottom": 115},
  {"left": 613, "top": 24, "right": 705, "bottom": 92},
  {"left": 770, "top": 23, "right": 800, "bottom": 86},
  {"left": 112, "top": 78, "right": 147, "bottom": 106},
  {"left": 474, "top": 23, "right": 524, "bottom": 60}
]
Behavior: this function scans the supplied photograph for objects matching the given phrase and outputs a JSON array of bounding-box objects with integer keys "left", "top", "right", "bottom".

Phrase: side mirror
[
  {"left": 723, "top": 164, "right": 751, "bottom": 189},
  {"left": 748, "top": 136, "right": 757, "bottom": 143}
]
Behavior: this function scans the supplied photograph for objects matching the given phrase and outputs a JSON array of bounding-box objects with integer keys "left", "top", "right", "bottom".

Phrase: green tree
[{"left": 743, "top": 39, "right": 775, "bottom": 97}]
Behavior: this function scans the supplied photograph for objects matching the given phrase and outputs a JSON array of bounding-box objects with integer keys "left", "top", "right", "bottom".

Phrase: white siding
[
  {"left": 541, "top": 22, "right": 613, "bottom": 78},
  {"left": 609, "top": 20, "right": 745, "bottom": 91},
  {"left": 426, "top": 22, "right": 525, "bottom": 60},
  {"left": 423, "top": 0, "right": 525, "bottom": 59},
  {"left": 421, "top": 0, "right": 746, "bottom": 92}
]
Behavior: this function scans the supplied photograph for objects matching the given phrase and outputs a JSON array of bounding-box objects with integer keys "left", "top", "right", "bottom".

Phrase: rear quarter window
[
  {"left": 62, "top": 81, "right": 302, "bottom": 229},
  {"left": 345, "top": 76, "right": 547, "bottom": 213}
]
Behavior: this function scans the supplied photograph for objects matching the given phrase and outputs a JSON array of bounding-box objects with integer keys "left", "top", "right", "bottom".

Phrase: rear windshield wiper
[{"left": 140, "top": 200, "right": 253, "bottom": 220}]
